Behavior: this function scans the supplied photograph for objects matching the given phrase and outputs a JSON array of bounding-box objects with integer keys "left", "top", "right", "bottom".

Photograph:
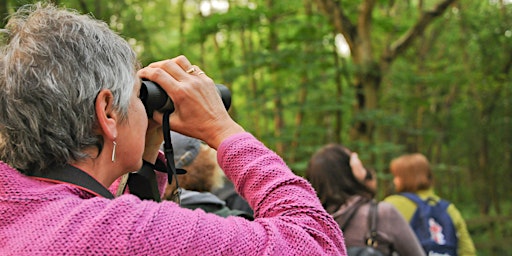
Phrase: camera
[{"left": 140, "top": 79, "right": 231, "bottom": 117}]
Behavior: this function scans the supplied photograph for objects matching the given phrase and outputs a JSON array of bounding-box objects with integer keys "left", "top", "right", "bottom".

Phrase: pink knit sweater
[{"left": 0, "top": 132, "right": 346, "bottom": 255}]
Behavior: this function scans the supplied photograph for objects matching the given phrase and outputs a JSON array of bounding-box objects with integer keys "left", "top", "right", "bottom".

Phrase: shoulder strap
[
  {"left": 334, "top": 199, "right": 368, "bottom": 231},
  {"left": 401, "top": 192, "right": 424, "bottom": 205},
  {"left": 366, "top": 200, "right": 397, "bottom": 254},
  {"left": 366, "top": 199, "right": 379, "bottom": 246},
  {"left": 436, "top": 199, "right": 451, "bottom": 210},
  {"left": 402, "top": 192, "right": 451, "bottom": 210},
  {"left": 29, "top": 164, "right": 115, "bottom": 199}
]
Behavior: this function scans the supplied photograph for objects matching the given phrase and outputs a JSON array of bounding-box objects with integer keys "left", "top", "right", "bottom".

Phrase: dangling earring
[{"left": 111, "top": 140, "right": 117, "bottom": 162}]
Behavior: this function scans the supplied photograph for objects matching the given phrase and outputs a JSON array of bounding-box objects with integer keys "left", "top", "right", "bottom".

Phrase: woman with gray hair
[{"left": 0, "top": 2, "right": 344, "bottom": 255}]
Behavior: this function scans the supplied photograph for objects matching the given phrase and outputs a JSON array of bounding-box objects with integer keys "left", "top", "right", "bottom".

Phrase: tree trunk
[
  {"left": 314, "top": 0, "right": 457, "bottom": 144},
  {"left": 289, "top": 0, "right": 315, "bottom": 162}
]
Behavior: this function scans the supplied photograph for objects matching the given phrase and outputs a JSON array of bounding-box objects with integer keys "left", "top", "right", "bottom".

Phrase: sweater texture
[{"left": 0, "top": 132, "right": 345, "bottom": 255}]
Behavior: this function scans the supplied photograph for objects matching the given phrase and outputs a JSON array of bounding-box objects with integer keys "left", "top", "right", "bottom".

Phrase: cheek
[
  {"left": 126, "top": 99, "right": 148, "bottom": 150},
  {"left": 130, "top": 98, "right": 148, "bottom": 128},
  {"left": 136, "top": 102, "right": 148, "bottom": 129},
  {"left": 393, "top": 177, "right": 401, "bottom": 189},
  {"left": 135, "top": 103, "right": 148, "bottom": 146}
]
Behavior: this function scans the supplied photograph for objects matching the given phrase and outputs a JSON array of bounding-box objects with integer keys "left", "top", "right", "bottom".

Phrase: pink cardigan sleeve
[
  {"left": 213, "top": 132, "right": 346, "bottom": 254},
  {"left": 97, "top": 132, "right": 345, "bottom": 255}
]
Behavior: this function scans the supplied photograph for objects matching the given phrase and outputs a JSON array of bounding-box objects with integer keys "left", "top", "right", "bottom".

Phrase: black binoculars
[{"left": 140, "top": 79, "right": 231, "bottom": 117}]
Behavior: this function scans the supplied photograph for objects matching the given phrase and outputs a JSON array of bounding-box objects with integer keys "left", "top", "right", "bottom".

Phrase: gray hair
[{"left": 0, "top": 3, "right": 139, "bottom": 173}]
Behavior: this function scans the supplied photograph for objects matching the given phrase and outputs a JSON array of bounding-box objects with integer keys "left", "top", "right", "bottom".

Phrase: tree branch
[
  {"left": 383, "top": 0, "right": 457, "bottom": 62},
  {"left": 314, "top": 0, "right": 357, "bottom": 50}
]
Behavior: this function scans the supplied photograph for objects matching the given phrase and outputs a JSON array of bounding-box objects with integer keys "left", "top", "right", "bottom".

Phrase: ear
[
  {"left": 393, "top": 176, "right": 401, "bottom": 191},
  {"left": 95, "top": 89, "right": 118, "bottom": 141}
]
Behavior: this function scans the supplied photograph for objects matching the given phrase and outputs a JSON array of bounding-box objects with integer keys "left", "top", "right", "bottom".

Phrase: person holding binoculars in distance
[{"left": 0, "top": 2, "right": 345, "bottom": 255}]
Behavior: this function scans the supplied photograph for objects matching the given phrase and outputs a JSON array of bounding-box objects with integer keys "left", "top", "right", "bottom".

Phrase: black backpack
[{"left": 401, "top": 193, "right": 458, "bottom": 256}]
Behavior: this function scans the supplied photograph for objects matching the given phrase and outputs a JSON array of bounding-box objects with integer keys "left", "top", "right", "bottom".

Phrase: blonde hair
[{"left": 390, "top": 153, "right": 432, "bottom": 193}]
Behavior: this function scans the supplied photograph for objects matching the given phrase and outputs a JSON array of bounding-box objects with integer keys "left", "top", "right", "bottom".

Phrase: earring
[{"left": 111, "top": 140, "right": 117, "bottom": 162}]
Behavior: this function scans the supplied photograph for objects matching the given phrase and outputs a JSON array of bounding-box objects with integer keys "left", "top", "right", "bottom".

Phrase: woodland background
[{"left": 1, "top": 0, "right": 511, "bottom": 254}]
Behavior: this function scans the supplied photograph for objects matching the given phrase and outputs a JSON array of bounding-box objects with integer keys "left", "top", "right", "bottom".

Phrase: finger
[
  {"left": 185, "top": 65, "right": 207, "bottom": 77},
  {"left": 185, "top": 66, "right": 197, "bottom": 74},
  {"left": 147, "top": 59, "right": 171, "bottom": 68},
  {"left": 173, "top": 55, "right": 194, "bottom": 72},
  {"left": 153, "top": 60, "right": 200, "bottom": 82},
  {"left": 137, "top": 66, "right": 178, "bottom": 87},
  {"left": 146, "top": 58, "right": 191, "bottom": 79},
  {"left": 159, "top": 60, "right": 192, "bottom": 81},
  {"left": 147, "top": 55, "right": 187, "bottom": 68},
  {"left": 145, "top": 56, "right": 205, "bottom": 81}
]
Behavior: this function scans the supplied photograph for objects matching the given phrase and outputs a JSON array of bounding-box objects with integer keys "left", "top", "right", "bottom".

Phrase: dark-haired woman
[{"left": 306, "top": 144, "right": 425, "bottom": 256}]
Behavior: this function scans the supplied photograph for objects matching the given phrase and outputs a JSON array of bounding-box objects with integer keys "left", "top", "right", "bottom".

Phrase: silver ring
[
  {"left": 186, "top": 67, "right": 196, "bottom": 74},
  {"left": 197, "top": 71, "right": 205, "bottom": 75}
]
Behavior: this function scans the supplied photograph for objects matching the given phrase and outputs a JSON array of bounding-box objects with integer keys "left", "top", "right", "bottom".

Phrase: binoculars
[{"left": 140, "top": 79, "right": 231, "bottom": 117}]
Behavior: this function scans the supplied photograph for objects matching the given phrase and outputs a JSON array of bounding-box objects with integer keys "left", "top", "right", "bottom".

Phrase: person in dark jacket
[
  {"left": 212, "top": 177, "right": 254, "bottom": 215},
  {"left": 163, "top": 131, "right": 253, "bottom": 219}
]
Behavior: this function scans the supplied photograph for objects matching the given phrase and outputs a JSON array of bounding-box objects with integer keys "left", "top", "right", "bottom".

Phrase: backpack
[
  {"left": 337, "top": 200, "right": 387, "bottom": 256},
  {"left": 401, "top": 193, "right": 458, "bottom": 256}
]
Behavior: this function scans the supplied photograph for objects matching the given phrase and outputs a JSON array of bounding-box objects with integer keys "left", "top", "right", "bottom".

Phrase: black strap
[
  {"left": 366, "top": 201, "right": 396, "bottom": 253},
  {"left": 145, "top": 158, "right": 166, "bottom": 173},
  {"left": 366, "top": 199, "right": 379, "bottom": 246},
  {"left": 161, "top": 110, "right": 187, "bottom": 204},
  {"left": 29, "top": 164, "right": 115, "bottom": 199},
  {"left": 335, "top": 198, "right": 369, "bottom": 231},
  {"left": 127, "top": 160, "right": 162, "bottom": 202}
]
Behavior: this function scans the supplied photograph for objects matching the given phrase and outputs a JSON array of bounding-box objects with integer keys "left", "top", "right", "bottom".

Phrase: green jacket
[{"left": 384, "top": 189, "right": 476, "bottom": 256}]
